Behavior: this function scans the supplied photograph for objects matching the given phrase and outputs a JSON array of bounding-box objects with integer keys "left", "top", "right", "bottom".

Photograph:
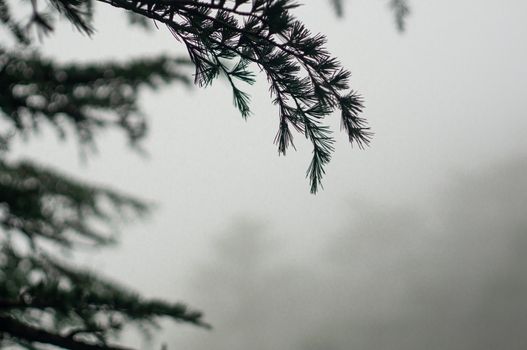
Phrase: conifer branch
[
  {"left": 95, "top": 0, "right": 370, "bottom": 193},
  {"left": 0, "top": 244, "right": 209, "bottom": 350},
  {"left": 0, "top": 316, "right": 133, "bottom": 350},
  {"left": 1, "top": 0, "right": 373, "bottom": 192},
  {"left": 0, "top": 47, "right": 192, "bottom": 147}
]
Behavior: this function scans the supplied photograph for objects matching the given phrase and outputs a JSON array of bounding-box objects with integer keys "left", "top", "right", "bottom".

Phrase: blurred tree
[
  {"left": 0, "top": 0, "right": 386, "bottom": 349},
  {"left": 389, "top": 0, "right": 410, "bottom": 31},
  {"left": 330, "top": 0, "right": 410, "bottom": 31},
  {"left": 1, "top": 0, "right": 371, "bottom": 194}
]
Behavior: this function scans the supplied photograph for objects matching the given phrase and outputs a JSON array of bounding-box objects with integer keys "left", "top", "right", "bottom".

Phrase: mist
[
  {"left": 174, "top": 157, "right": 527, "bottom": 350},
  {"left": 6, "top": 0, "right": 527, "bottom": 349}
]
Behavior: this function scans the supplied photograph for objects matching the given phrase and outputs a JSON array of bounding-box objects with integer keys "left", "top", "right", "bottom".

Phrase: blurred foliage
[
  {"left": 0, "top": 159, "right": 148, "bottom": 248},
  {"left": 0, "top": 48, "right": 191, "bottom": 147},
  {"left": 330, "top": 0, "right": 410, "bottom": 31},
  {"left": 389, "top": 0, "right": 410, "bottom": 31}
]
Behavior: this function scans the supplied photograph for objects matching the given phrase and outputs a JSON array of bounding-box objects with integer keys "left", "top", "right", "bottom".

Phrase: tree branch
[{"left": 0, "top": 316, "right": 134, "bottom": 350}]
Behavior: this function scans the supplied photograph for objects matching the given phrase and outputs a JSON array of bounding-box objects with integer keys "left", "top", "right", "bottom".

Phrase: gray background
[{"left": 12, "top": 1, "right": 527, "bottom": 349}]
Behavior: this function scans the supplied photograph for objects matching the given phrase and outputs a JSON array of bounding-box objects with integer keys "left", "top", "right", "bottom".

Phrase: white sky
[{"left": 11, "top": 0, "right": 527, "bottom": 348}]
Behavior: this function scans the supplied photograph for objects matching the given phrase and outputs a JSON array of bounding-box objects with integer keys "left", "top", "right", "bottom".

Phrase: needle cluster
[{"left": 100, "top": 0, "right": 371, "bottom": 192}]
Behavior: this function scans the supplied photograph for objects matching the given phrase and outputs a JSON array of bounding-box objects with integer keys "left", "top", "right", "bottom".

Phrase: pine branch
[
  {"left": 0, "top": 0, "right": 142, "bottom": 44},
  {"left": 0, "top": 47, "right": 192, "bottom": 147},
  {"left": 0, "top": 316, "right": 133, "bottom": 350},
  {"left": 95, "top": 0, "right": 370, "bottom": 193},
  {"left": 1, "top": 0, "right": 373, "bottom": 192},
  {"left": 0, "top": 159, "right": 148, "bottom": 248},
  {"left": 47, "top": 0, "right": 95, "bottom": 35},
  {"left": 0, "top": 0, "right": 31, "bottom": 44},
  {"left": 0, "top": 244, "right": 209, "bottom": 349}
]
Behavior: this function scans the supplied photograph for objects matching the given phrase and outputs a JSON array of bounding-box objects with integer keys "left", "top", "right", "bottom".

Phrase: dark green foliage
[
  {"left": 0, "top": 158, "right": 210, "bottom": 350},
  {"left": 0, "top": 47, "right": 191, "bottom": 147},
  {"left": 100, "top": 0, "right": 370, "bottom": 193},
  {"left": 0, "top": 0, "right": 31, "bottom": 45},
  {"left": 0, "top": 158, "right": 211, "bottom": 349},
  {"left": 2, "top": 0, "right": 371, "bottom": 192},
  {"left": 0, "top": 159, "right": 148, "bottom": 248},
  {"left": 1, "top": 0, "right": 209, "bottom": 348},
  {"left": 0, "top": 244, "right": 209, "bottom": 350}
]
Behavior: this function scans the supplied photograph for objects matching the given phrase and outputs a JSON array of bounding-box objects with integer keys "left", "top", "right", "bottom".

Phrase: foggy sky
[
  {"left": 173, "top": 157, "right": 527, "bottom": 350},
  {"left": 10, "top": 0, "right": 527, "bottom": 349}
]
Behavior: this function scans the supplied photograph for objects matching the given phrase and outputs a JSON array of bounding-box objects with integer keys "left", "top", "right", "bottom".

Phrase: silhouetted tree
[{"left": 0, "top": 1, "right": 401, "bottom": 349}]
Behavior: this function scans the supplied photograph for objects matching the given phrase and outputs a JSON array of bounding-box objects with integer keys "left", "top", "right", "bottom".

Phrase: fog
[
  {"left": 11, "top": 0, "right": 527, "bottom": 349},
  {"left": 176, "top": 157, "right": 527, "bottom": 350}
]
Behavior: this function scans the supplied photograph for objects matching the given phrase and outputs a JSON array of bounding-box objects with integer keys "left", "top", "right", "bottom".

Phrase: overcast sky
[{"left": 12, "top": 0, "right": 527, "bottom": 349}]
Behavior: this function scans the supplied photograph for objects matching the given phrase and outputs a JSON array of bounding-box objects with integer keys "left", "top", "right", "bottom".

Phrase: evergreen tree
[{"left": 0, "top": 1, "right": 404, "bottom": 349}]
